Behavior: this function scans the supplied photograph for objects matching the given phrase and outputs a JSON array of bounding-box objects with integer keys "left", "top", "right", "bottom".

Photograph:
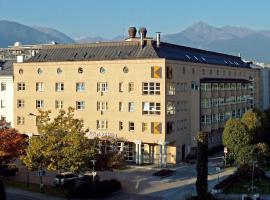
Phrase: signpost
[
  {"left": 37, "top": 169, "right": 45, "bottom": 192},
  {"left": 224, "top": 147, "right": 228, "bottom": 167}
]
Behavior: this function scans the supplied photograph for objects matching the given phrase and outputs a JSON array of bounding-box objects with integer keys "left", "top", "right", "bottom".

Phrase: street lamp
[
  {"left": 91, "top": 159, "right": 97, "bottom": 192},
  {"left": 248, "top": 160, "right": 258, "bottom": 195}
]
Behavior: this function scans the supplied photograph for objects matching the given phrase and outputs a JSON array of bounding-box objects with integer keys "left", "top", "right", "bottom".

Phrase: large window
[
  {"left": 97, "top": 82, "right": 108, "bottom": 92},
  {"left": 76, "top": 82, "right": 85, "bottom": 92},
  {"left": 128, "top": 102, "right": 135, "bottom": 112},
  {"left": 166, "top": 101, "right": 175, "bottom": 115},
  {"left": 128, "top": 82, "right": 134, "bottom": 92},
  {"left": 17, "top": 99, "right": 25, "bottom": 108},
  {"left": 76, "top": 101, "right": 85, "bottom": 110},
  {"left": 55, "top": 100, "right": 63, "bottom": 109},
  {"left": 119, "top": 102, "right": 124, "bottom": 112},
  {"left": 142, "top": 122, "right": 148, "bottom": 132},
  {"left": 17, "top": 82, "right": 25, "bottom": 91},
  {"left": 166, "top": 121, "right": 175, "bottom": 134},
  {"left": 119, "top": 82, "right": 124, "bottom": 92},
  {"left": 97, "top": 120, "right": 108, "bottom": 129},
  {"left": 119, "top": 121, "right": 123, "bottom": 131},
  {"left": 36, "top": 100, "right": 44, "bottom": 108},
  {"left": 55, "top": 82, "right": 64, "bottom": 92},
  {"left": 1, "top": 82, "right": 6, "bottom": 91},
  {"left": 142, "top": 82, "right": 160, "bottom": 95},
  {"left": 167, "top": 82, "right": 175, "bottom": 95},
  {"left": 97, "top": 101, "right": 107, "bottom": 111},
  {"left": 0, "top": 100, "right": 5, "bottom": 108},
  {"left": 36, "top": 82, "right": 44, "bottom": 92},
  {"left": 129, "top": 122, "right": 135, "bottom": 132},
  {"left": 142, "top": 102, "right": 161, "bottom": 115},
  {"left": 17, "top": 116, "right": 24, "bottom": 125}
]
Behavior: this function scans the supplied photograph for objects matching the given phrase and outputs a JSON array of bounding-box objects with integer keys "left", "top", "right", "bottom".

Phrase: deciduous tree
[{"left": 0, "top": 120, "right": 27, "bottom": 165}]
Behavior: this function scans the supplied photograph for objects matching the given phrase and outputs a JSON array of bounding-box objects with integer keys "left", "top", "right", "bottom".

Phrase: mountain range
[{"left": 0, "top": 20, "right": 269, "bottom": 62}]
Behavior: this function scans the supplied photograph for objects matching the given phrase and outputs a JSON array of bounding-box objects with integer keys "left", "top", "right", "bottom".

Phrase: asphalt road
[{"left": 7, "top": 192, "right": 38, "bottom": 200}]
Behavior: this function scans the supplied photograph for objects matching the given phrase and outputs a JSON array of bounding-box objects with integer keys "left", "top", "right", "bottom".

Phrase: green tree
[
  {"left": 241, "top": 111, "right": 261, "bottom": 141},
  {"left": 21, "top": 107, "right": 96, "bottom": 173},
  {"left": 223, "top": 118, "right": 251, "bottom": 158},
  {"left": 236, "top": 145, "right": 256, "bottom": 166},
  {"left": 196, "top": 132, "right": 208, "bottom": 200}
]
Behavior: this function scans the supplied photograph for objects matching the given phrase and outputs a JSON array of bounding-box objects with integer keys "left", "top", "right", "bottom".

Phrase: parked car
[
  {"left": 53, "top": 172, "right": 77, "bottom": 187},
  {"left": 0, "top": 165, "right": 18, "bottom": 177}
]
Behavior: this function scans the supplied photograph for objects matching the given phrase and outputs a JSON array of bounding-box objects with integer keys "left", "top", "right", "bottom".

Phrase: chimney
[
  {"left": 140, "top": 31, "right": 144, "bottom": 46},
  {"left": 128, "top": 27, "right": 137, "bottom": 38},
  {"left": 139, "top": 27, "right": 147, "bottom": 47},
  {"left": 156, "top": 32, "right": 161, "bottom": 48},
  {"left": 238, "top": 52, "right": 241, "bottom": 57}
]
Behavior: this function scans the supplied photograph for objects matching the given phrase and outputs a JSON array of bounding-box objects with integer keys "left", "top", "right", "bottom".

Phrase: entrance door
[{"left": 182, "top": 144, "right": 186, "bottom": 160}]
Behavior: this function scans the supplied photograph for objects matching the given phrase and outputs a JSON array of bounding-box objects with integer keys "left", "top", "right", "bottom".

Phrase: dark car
[
  {"left": 0, "top": 179, "right": 6, "bottom": 200},
  {"left": 53, "top": 172, "right": 77, "bottom": 187}
]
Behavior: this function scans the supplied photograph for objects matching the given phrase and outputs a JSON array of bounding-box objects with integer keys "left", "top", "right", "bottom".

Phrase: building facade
[
  {"left": 251, "top": 62, "right": 270, "bottom": 111},
  {"left": 0, "top": 60, "right": 14, "bottom": 125},
  {"left": 13, "top": 28, "right": 260, "bottom": 165}
]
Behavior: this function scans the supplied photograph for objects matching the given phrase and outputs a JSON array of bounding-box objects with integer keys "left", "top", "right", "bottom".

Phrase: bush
[
  {"left": 0, "top": 165, "right": 18, "bottom": 177},
  {"left": 185, "top": 192, "right": 221, "bottom": 200},
  {"left": 66, "top": 178, "right": 121, "bottom": 199},
  {"left": 214, "top": 175, "right": 238, "bottom": 191},
  {"left": 237, "top": 165, "right": 265, "bottom": 179},
  {"left": 96, "top": 179, "right": 121, "bottom": 197},
  {"left": 152, "top": 169, "right": 175, "bottom": 177},
  {"left": 208, "top": 145, "right": 224, "bottom": 156}
]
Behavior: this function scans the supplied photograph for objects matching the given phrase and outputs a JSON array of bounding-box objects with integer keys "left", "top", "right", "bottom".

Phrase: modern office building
[
  {"left": 251, "top": 62, "right": 270, "bottom": 111},
  {"left": 0, "top": 60, "right": 14, "bottom": 125},
  {"left": 13, "top": 27, "right": 260, "bottom": 165}
]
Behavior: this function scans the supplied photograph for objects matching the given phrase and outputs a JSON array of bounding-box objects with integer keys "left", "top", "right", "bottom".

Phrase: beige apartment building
[{"left": 13, "top": 27, "right": 259, "bottom": 166}]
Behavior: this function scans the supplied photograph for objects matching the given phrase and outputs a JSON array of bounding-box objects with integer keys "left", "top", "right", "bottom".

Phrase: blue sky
[{"left": 0, "top": 0, "right": 269, "bottom": 39}]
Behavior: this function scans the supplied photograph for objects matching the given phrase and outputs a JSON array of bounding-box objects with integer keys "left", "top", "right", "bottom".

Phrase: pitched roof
[
  {"left": 0, "top": 60, "right": 14, "bottom": 76},
  {"left": 26, "top": 40, "right": 250, "bottom": 68}
]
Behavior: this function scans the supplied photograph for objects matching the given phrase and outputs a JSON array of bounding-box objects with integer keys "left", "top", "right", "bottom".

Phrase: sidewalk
[{"left": 6, "top": 187, "right": 65, "bottom": 200}]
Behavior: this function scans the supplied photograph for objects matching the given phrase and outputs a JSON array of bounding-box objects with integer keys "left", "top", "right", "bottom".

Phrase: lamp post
[
  {"left": 91, "top": 159, "right": 97, "bottom": 192},
  {"left": 249, "top": 160, "right": 258, "bottom": 195}
]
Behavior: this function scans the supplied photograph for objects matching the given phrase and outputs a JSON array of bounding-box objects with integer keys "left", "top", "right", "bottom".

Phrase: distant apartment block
[
  {"left": 13, "top": 27, "right": 260, "bottom": 165},
  {"left": 0, "top": 60, "right": 14, "bottom": 125}
]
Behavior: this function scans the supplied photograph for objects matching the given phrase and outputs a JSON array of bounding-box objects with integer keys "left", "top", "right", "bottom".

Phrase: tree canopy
[
  {"left": 21, "top": 108, "right": 96, "bottom": 173},
  {"left": 0, "top": 119, "right": 27, "bottom": 165}
]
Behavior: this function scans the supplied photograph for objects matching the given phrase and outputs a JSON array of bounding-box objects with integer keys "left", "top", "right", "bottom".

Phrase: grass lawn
[
  {"left": 225, "top": 178, "right": 270, "bottom": 194},
  {"left": 3, "top": 179, "right": 65, "bottom": 197}
]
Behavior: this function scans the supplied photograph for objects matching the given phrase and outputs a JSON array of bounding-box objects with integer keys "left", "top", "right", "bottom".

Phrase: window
[
  {"left": 36, "top": 82, "right": 44, "bottom": 92},
  {"left": 202, "top": 69, "right": 205, "bottom": 75},
  {"left": 142, "top": 122, "right": 148, "bottom": 132},
  {"left": 119, "top": 121, "right": 123, "bottom": 131},
  {"left": 17, "top": 82, "right": 25, "bottom": 91},
  {"left": 128, "top": 102, "right": 135, "bottom": 112},
  {"left": 55, "top": 82, "right": 64, "bottom": 92},
  {"left": 166, "top": 121, "right": 175, "bottom": 134},
  {"left": 142, "top": 82, "right": 160, "bottom": 95},
  {"left": 76, "top": 82, "right": 85, "bottom": 92},
  {"left": 166, "top": 101, "right": 175, "bottom": 115},
  {"left": 57, "top": 68, "right": 62, "bottom": 74},
  {"left": 55, "top": 100, "right": 63, "bottom": 109},
  {"left": 192, "top": 68, "right": 195, "bottom": 74},
  {"left": 166, "top": 66, "right": 173, "bottom": 79},
  {"left": 1, "top": 115, "right": 6, "bottom": 121},
  {"left": 36, "top": 100, "right": 44, "bottom": 108},
  {"left": 182, "top": 67, "right": 185, "bottom": 74},
  {"left": 0, "top": 100, "right": 5, "bottom": 108},
  {"left": 76, "top": 101, "right": 85, "bottom": 110},
  {"left": 37, "top": 68, "right": 43, "bottom": 74},
  {"left": 97, "top": 120, "right": 108, "bottom": 129},
  {"left": 128, "top": 82, "right": 134, "bottom": 92},
  {"left": 119, "top": 102, "right": 124, "bottom": 112},
  {"left": 1, "top": 83, "right": 6, "bottom": 91},
  {"left": 17, "top": 116, "right": 24, "bottom": 125},
  {"left": 78, "top": 67, "right": 83, "bottom": 74},
  {"left": 97, "top": 82, "right": 108, "bottom": 92},
  {"left": 129, "top": 122, "right": 135, "bottom": 132},
  {"left": 17, "top": 99, "right": 24, "bottom": 108},
  {"left": 119, "top": 82, "right": 124, "bottom": 92},
  {"left": 167, "top": 82, "right": 175, "bottom": 95},
  {"left": 97, "top": 101, "right": 107, "bottom": 111},
  {"left": 142, "top": 102, "right": 161, "bottom": 115}
]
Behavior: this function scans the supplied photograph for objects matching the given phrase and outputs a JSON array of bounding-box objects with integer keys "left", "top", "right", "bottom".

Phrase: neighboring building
[
  {"left": 251, "top": 62, "right": 270, "bottom": 110},
  {"left": 13, "top": 27, "right": 260, "bottom": 166},
  {"left": 0, "top": 60, "right": 14, "bottom": 125},
  {"left": 0, "top": 41, "right": 58, "bottom": 61}
]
